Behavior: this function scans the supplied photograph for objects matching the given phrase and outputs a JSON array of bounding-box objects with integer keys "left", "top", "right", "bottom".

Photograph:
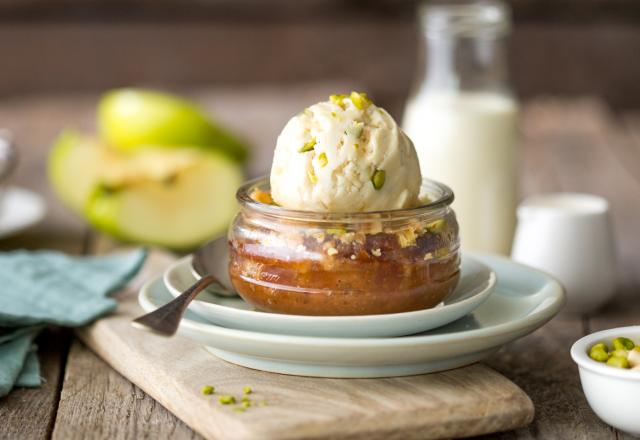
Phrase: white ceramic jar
[{"left": 512, "top": 193, "right": 617, "bottom": 314}]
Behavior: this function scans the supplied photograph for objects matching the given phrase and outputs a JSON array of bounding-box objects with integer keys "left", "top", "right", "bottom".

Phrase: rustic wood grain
[
  {"left": 51, "top": 339, "right": 202, "bottom": 440},
  {"left": 483, "top": 318, "right": 616, "bottom": 439},
  {"left": 0, "top": 330, "right": 71, "bottom": 440}
]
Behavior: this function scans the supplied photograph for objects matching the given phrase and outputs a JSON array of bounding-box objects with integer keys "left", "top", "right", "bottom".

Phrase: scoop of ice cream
[{"left": 270, "top": 92, "right": 422, "bottom": 212}]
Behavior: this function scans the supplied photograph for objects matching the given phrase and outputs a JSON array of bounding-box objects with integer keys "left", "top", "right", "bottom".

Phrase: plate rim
[
  {"left": 164, "top": 253, "right": 497, "bottom": 323},
  {"left": 142, "top": 253, "right": 565, "bottom": 347},
  {"left": 0, "top": 186, "right": 46, "bottom": 238}
]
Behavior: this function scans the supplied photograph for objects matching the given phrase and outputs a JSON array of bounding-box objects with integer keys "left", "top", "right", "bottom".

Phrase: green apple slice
[
  {"left": 85, "top": 149, "right": 243, "bottom": 249},
  {"left": 98, "top": 88, "right": 248, "bottom": 162},
  {"left": 48, "top": 130, "right": 118, "bottom": 213}
]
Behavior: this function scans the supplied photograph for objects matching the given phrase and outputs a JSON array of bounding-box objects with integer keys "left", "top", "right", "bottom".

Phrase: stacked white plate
[{"left": 138, "top": 238, "right": 565, "bottom": 378}]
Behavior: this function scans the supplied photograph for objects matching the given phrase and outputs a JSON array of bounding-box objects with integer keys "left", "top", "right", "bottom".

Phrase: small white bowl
[{"left": 571, "top": 326, "right": 640, "bottom": 436}]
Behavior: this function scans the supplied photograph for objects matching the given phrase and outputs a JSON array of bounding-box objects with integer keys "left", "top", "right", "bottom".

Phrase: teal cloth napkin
[{"left": 0, "top": 249, "right": 146, "bottom": 397}]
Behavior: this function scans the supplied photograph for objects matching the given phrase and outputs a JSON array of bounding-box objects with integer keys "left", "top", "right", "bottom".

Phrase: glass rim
[{"left": 236, "top": 176, "right": 454, "bottom": 222}]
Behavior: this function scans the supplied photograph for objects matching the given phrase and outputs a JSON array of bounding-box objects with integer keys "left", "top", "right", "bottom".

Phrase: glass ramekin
[{"left": 228, "top": 177, "right": 460, "bottom": 316}]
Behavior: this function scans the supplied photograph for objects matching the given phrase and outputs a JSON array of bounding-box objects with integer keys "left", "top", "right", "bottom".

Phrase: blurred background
[
  {"left": 1, "top": 0, "right": 640, "bottom": 254},
  {"left": 1, "top": 0, "right": 639, "bottom": 110}
]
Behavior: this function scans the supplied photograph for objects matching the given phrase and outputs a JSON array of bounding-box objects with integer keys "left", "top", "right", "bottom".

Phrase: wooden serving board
[{"left": 77, "top": 251, "right": 534, "bottom": 440}]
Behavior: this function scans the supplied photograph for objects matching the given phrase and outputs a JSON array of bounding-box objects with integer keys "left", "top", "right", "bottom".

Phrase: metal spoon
[
  {"left": 191, "top": 239, "right": 237, "bottom": 297},
  {"left": 132, "top": 275, "right": 218, "bottom": 336}
]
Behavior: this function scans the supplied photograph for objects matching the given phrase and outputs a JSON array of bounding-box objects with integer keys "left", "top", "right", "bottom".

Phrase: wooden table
[{"left": 0, "top": 88, "right": 639, "bottom": 439}]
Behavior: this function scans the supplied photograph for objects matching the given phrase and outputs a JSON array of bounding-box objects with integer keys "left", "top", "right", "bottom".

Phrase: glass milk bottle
[{"left": 403, "top": 1, "right": 518, "bottom": 255}]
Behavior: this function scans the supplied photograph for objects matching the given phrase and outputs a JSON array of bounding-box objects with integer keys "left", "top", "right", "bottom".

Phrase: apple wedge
[{"left": 85, "top": 148, "right": 243, "bottom": 249}]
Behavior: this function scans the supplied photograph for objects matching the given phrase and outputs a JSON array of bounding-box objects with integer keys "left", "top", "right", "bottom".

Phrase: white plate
[
  {"left": 141, "top": 253, "right": 565, "bottom": 378},
  {"left": 0, "top": 187, "right": 46, "bottom": 239},
  {"left": 165, "top": 252, "right": 497, "bottom": 338}
]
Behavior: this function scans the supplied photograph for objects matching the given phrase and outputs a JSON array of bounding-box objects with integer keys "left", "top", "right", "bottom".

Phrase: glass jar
[
  {"left": 402, "top": 1, "right": 519, "bottom": 255},
  {"left": 228, "top": 177, "right": 460, "bottom": 316}
]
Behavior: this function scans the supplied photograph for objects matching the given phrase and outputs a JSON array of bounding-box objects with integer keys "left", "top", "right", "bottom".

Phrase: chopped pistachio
[
  {"left": 397, "top": 229, "right": 417, "bottom": 248},
  {"left": 345, "top": 123, "right": 364, "bottom": 139},
  {"left": 299, "top": 137, "right": 317, "bottom": 153},
  {"left": 607, "top": 356, "right": 630, "bottom": 369},
  {"left": 350, "top": 91, "right": 371, "bottom": 110},
  {"left": 233, "top": 406, "right": 246, "bottom": 413},
  {"left": 331, "top": 111, "right": 337, "bottom": 118},
  {"left": 371, "top": 169, "right": 386, "bottom": 190},
  {"left": 201, "top": 385, "right": 215, "bottom": 395},
  {"left": 307, "top": 168, "right": 318, "bottom": 184},
  {"left": 218, "top": 395, "right": 236, "bottom": 405},
  {"left": 241, "top": 396, "right": 251, "bottom": 403},
  {"left": 318, "top": 152, "right": 328, "bottom": 167},
  {"left": 611, "top": 349, "right": 629, "bottom": 358},
  {"left": 613, "top": 337, "right": 635, "bottom": 351},
  {"left": 354, "top": 143, "right": 359, "bottom": 150},
  {"left": 426, "top": 219, "right": 446, "bottom": 233},
  {"left": 243, "top": 386, "right": 252, "bottom": 395},
  {"left": 242, "top": 401, "right": 251, "bottom": 408},
  {"left": 327, "top": 228, "right": 346, "bottom": 236},
  {"left": 330, "top": 94, "right": 348, "bottom": 108},
  {"left": 589, "top": 343, "right": 610, "bottom": 362},
  {"left": 434, "top": 248, "right": 449, "bottom": 258}
]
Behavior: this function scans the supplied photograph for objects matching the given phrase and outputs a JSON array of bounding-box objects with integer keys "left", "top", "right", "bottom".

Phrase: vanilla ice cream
[{"left": 270, "top": 92, "right": 422, "bottom": 212}]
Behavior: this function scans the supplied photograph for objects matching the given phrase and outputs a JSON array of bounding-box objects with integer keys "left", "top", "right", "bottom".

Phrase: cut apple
[
  {"left": 85, "top": 149, "right": 243, "bottom": 249},
  {"left": 98, "top": 88, "right": 248, "bottom": 162},
  {"left": 49, "top": 130, "right": 244, "bottom": 249}
]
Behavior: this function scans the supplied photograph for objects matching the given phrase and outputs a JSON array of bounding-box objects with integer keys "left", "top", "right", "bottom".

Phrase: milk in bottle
[{"left": 403, "top": 1, "right": 518, "bottom": 255}]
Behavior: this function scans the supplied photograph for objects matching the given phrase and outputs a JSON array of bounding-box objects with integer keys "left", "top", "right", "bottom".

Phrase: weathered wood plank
[
  {"left": 0, "top": 330, "right": 72, "bottom": 440},
  {"left": 483, "top": 318, "right": 616, "bottom": 439},
  {"left": 51, "top": 339, "right": 202, "bottom": 440}
]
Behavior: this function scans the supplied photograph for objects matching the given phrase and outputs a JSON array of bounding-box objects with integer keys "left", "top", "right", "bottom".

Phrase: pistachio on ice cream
[{"left": 270, "top": 92, "right": 422, "bottom": 212}]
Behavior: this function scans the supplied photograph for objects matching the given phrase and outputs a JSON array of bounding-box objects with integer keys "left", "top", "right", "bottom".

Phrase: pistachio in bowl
[{"left": 571, "top": 326, "right": 640, "bottom": 436}]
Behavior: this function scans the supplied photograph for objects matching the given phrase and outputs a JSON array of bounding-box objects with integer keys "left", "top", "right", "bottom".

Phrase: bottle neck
[{"left": 420, "top": 32, "right": 511, "bottom": 95}]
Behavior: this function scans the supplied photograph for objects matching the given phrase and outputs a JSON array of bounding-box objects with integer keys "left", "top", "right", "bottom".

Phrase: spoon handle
[{"left": 132, "top": 275, "right": 218, "bottom": 336}]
